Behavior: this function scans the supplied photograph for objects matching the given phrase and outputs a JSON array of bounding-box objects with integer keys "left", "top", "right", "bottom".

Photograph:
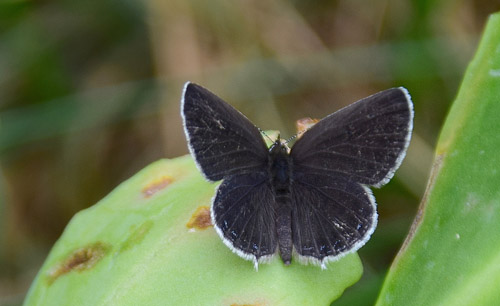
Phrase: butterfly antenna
[
  {"left": 284, "top": 127, "right": 308, "bottom": 145},
  {"left": 258, "top": 127, "right": 275, "bottom": 143},
  {"left": 284, "top": 134, "right": 297, "bottom": 144}
]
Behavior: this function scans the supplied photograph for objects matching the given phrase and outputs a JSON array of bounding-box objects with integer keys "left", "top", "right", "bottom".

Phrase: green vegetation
[{"left": 377, "top": 12, "right": 500, "bottom": 305}]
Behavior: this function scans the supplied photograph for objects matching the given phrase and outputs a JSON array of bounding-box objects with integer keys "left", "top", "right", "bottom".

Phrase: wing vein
[
  {"left": 294, "top": 164, "right": 370, "bottom": 181},
  {"left": 295, "top": 180, "right": 367, "bottom": 225},
  {"left": 298, "top": 150, "right": 386, "bottom": 167},
  {"left": 198, "top": 148, "right": 261, "bottom": 161},
  {"left": 207, "top": 166, "right": 266, "bottom": 180},
  {"left": 310, "top": 204, "right": 340, "bottom": 256},
  {"left": 305, "top": 199, "right": 320, "bottom": 257},
  {"left": 217, "top": 179, "right": 267, "bottom": 221}
]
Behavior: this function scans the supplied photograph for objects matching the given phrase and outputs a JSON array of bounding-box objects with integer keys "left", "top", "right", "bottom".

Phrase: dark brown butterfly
[{"left": 181, "top": 83, "right": 413, "bottom": 269}]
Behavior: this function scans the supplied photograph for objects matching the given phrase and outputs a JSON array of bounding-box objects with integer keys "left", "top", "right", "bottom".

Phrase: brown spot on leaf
[
  {"left": 142, "top": 176, "right": 173, "bottom": 198},
  {"left": 296, "top": 117, "right": 319, "bottom": 137},
  {"left": 186, "top": 206, "right": 212, "bottom": 230},
  {"left": 47, "top": 242, "right": 110, "bottom": 284}
]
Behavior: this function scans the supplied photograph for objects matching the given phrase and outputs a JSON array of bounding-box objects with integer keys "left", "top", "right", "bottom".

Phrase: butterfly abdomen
[{"left": 269, "top": 141, "right": 293, "bottom": 265}]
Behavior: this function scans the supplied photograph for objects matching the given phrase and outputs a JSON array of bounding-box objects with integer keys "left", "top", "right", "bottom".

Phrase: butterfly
[{"left": 181, "top": 82, "right": 413, "bottom": 269}]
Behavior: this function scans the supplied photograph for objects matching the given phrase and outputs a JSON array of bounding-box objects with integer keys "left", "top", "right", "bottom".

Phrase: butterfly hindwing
[
  {"left": 182, "top": 82, "right": 269, "bottom": 181},
  {"left": 212, "top": 172, "right": 277, "bottom": 265},
  {"left": 290, "top": 87, "right": 413, "bottom": 188},
  {"left": 290, "top": 171, "right": 376, "bottom": 266}
]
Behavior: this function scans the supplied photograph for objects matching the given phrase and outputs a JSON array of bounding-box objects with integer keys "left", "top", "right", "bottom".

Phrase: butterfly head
[{"left": 269, "top": 135, "right": 290, "bottom": 155}]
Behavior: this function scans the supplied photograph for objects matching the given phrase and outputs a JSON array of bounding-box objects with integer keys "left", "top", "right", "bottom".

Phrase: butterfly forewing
[
  {"left": 290, "top": 88, "right": 413, "bottom": 188},
  {"left": 291, "top": 172, "right": 376, "bottom": 265},
  {"left": 212, "top": 172, "right": 277, "bottom": 263},
  {"left": 182, "top": 83, "right": 269, "bottom": 181}
]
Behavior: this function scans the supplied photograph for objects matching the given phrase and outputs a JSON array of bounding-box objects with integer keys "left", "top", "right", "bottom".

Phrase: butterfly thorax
[
  {"left": 268, "top": 139, "right": 293, "bottom": 264},
  {"left": 269, "top": 140, "right": 291, "bottom": 189}
]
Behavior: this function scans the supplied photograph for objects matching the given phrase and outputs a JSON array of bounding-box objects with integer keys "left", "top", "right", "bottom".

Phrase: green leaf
[
  {"left": 24, "top": 156, "right": 362, "bottom": 306},
  {"left": 376, "top": 12, "right": 500, "bottom": 305}
]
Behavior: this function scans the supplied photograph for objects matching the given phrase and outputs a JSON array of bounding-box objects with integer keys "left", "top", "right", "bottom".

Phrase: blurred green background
[{"left": 1, "top": 0, "right": 499, "bottom": 305}]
